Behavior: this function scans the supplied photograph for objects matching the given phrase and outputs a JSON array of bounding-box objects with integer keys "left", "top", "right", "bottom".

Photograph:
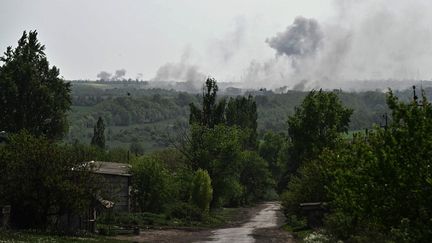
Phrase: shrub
[
  {"left": 131, "top": 156, "right": 170, "bottom": 213},
  {"left": 166, "top": 202, "right": 204, "bottom": 222},
  {"left": 0, "top": 131, "right": 98, "bottom": 229},
  {"left": 191, "top": 169, "right": 213, "bottom": 213}
]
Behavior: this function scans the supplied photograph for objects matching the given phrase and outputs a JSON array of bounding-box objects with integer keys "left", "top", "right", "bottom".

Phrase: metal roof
[{"left": 87, "top": 161, "right": 132, "bottom": 177}]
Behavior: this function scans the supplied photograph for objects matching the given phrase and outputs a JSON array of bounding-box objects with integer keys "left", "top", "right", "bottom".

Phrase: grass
[
  {"left": 282, "top": 224, "right": 313, "bottom": 241},
  {"left": 0, "top": 230, "right": 127, "bottom": 243},
  {"left": 96, "top": 207, "right": 242, "bottom": 234},
  {"left": 281, "top": 215, "right": 315, "bottom": 242}
]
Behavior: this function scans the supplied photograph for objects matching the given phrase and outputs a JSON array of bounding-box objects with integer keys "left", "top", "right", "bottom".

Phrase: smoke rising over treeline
[
  {"left": 148, "top": 0, "right": 432, "bottom": 91},
  {"left": 97, "top": 69, "right": 127, "bottom": 81},
  {"left": 244, "top": 0, "right": 432, "bottom": 90}
]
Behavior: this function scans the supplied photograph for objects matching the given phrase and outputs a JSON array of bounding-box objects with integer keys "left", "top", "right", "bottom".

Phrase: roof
[{"left": 88, "top": 161, "right": 132, "bottom": 177}]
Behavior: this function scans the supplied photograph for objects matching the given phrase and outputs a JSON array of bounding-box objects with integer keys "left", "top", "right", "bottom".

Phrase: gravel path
[
  {"left": 199, "top": 202, "right": 294, "bottom": 243},
  {"left": 114, "top": 202, "right": 294, "bottom": 243}
]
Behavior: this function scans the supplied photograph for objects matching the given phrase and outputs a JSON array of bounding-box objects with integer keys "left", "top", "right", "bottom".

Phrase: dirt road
[
  {"left": 115, "top": 202, "right": 294, "bottom": 243},
  {"left": 201, "top": 202, "right": 294, "bottom": 243}
]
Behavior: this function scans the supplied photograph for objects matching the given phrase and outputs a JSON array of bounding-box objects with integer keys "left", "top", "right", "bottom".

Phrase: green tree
[
  {"left": 239, "top": 151, "right": 274, "bottom": 203},
  {"left": 189, "top": 124, "right": 243, "bottom": 207},
  {"left": 0, "top": 31, "right": 71, "bottom": 139},
  {"left": 191, "top": 169, "right": 213, "bottom": 213},
  {"left": 325, "top": 90, "right": 432, "bottom": 242},
  {"left": 0, "top": 131, "right": 98, "bottom": 229},
  {"left": 286, "top": 90, "right": 352, "bottom": 175},
  {"left": 226, "top": 95, "right": 258, "bottom": 149},
  {"left": 130, "top": 141, "right": 144, "bottom": 155},
  {"left": 131, "top": 156, "right": 171, "bottom": 212},
  {"left": 259, "top": 132, "right": 286, "bottom": 184},
  {"left": 189, "top": 77, "right": 226, "bottom": 128},
  {"left": 91, "top": 117, "right": 105, "bottom": 149}
]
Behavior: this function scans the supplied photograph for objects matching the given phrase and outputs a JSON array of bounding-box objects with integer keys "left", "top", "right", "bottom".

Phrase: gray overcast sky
[{"left": 0, "top": 0, "right": 334, "bottom": 81}]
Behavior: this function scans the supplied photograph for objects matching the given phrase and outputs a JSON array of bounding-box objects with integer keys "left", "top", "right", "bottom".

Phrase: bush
[
  {"left": 166, "top": 202, "right": 204, "bottom": 222},
  {"left": 0, "top": 131, "right": 98, "bottom": 229},
  {"left": 239, "top": 151, "right": 274, "bottom": 203},
  {"left": 98, "top": 212, "right": 167, "bottom": 227},
  {"left": 131, "top": 156, "right": 171, "bottom": 213},
  {"left": 191, "top": 169, "right": 213, "bottom": 213}
]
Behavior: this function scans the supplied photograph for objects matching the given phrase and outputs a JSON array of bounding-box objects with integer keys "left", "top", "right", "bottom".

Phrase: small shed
[
  {"left": 59, "top": 161, "right": 132, "bottom": 232},
  {"left": 90, "top": 161, "right": 132, "bottom": 212}
]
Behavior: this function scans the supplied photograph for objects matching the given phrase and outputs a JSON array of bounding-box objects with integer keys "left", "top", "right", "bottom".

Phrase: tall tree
[
  {"left": 287, "top": 90, "right": 352, "bottom": 174},
  {"left": 189, "top": 78, "right": 226, "bottom": 128},
  {"left": 91, "top": 117, "right": 105, "bottom": 149},
  {"left": 0, "top": 31, "right": 71, "bottom": 139},
  {"left": 226, "top": 95, "right": 258, "bottom": 149}
]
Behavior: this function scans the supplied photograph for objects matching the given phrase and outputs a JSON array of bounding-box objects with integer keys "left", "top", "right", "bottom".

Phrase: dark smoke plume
[{"left": 266, "top": 16, "right": 323, "bottom": 58}]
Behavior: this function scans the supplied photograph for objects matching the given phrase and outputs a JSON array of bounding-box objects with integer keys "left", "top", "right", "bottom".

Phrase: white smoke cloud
[
  {"left": 151, "top": 47, "right": 206, "bottom": 88},
  {"left": 208, "top": 16, "right": 247, "bottom": 63}
]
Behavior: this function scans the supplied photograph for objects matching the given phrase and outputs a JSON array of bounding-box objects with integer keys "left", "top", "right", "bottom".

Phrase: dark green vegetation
[
  {"left": 0, "top": 31, "right": 71, "bottom": 139},
  {"left": 281, "top": 88, "right": 432, "bottom": 242},
  {"left": 0, "top": 132, "right": 99, "bottom": 229},
  {"left": 0, "top": 230, "right": 126, "bottom": 243},
  {"left": 67, "top": 82, "right": 393, "bottom": 151},
  {"left": 91, "top": 117, "right": 106, "bottom": 149}
]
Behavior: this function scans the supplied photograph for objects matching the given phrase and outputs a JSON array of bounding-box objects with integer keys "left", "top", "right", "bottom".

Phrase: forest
[
  {"left": 67, "top": 81, "right": 412, "bottom": 152},
  {"left": 1, "top": 31, "right": 432, "bottom": 243}
]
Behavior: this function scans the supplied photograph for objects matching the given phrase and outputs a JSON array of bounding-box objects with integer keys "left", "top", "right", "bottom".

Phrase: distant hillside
[{"left": 67, "top": 81, "right": 430, "bottom": 151}]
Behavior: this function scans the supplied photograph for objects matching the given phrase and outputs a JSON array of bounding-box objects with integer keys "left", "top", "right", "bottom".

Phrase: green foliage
[
  {"left": 189, "top": 77, "right": 226, "bottom": 128},
  {"left": 0, "top": 230, "right": 124, "bottom": 243},
  {"left": 166, "top": 202, "right": 204, "bottom": 222},
  {"left": 91, "top": 117, "right": 105, "bottom": 149},
  {"left": 131, "top": 156, "right": 171, "bottom": 213},
  {"left": 0, "top": 31, "right": 71, "bottom": 139},
  {"left": 98, "top": 211, "right": 168, "bottom": 227},
  {"left": 281, "top": 150, "right": 335, "bottom": 217},
  {"left": 324, "top": 91, "right": 432, "bottom": 242},
  {"left": 187, "top": 79, "right": 269, "bottom": 207},
  {"left": 239, "top": 151, "right": 275, "bottom": 203},
  {"left": 67, "top": 82, "right": 391, "bottom": 151},
  {"left": 281, "top": 89, "right": 432, "bottom": 241},
  {"left": 286, "top": 90, "right": 352, "bottom": 175},
  {"left": 0, "top": 131, "right": 97, "bottom": 229},
  {"left": 188, "top": 124, "right": 243, "bottom": 207},
  {"left": 280, "top": 90, "right": 353, "bottom": 219},
  {"left": 259, "top": 132, "right": 287, "bottom": 189},
  {"left": 129, "top": 142, "right": 144, "bottom": 155},
  {"left": 226, "top": 95, "right": 258, "bottom": 149},
  {"left": 70, "top": 142, "right": 131, "bottom": 163},
  {"left": 191, "top": 169, "right": 213, "bottom": 213},
  {"left": 188, "top": 129, "right": 271, "bottom": 208}
]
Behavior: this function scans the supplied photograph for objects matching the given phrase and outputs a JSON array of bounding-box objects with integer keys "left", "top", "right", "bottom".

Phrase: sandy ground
[{"left": 114, "top": 202, "right": 294, "bottom": 243}]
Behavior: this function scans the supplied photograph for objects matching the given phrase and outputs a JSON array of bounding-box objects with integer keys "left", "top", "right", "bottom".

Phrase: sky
[
  {"left": 1, "top": 0, "right": 432, "bottom": 89},
  {"left": 0, "top": 0, "right": 333, "bottom": 81}
]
